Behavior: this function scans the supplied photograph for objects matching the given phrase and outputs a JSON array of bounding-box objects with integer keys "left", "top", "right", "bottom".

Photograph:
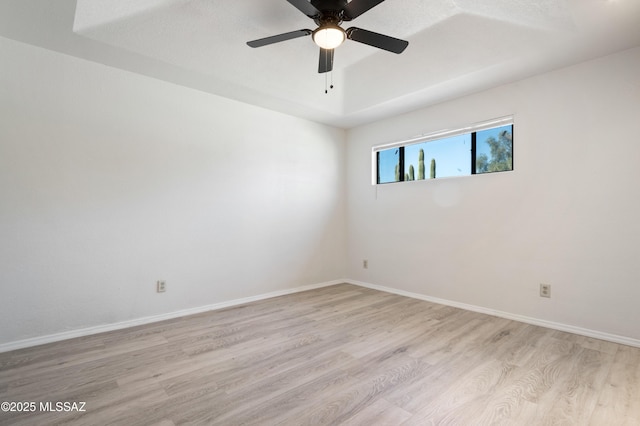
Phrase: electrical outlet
[
  {"left": 540, "top": 283, "right": 551, "bottom": 298},
  {"left": 363, "top": 259, "right": 368, "bottom": 269},
  {"left": 157, "top": 280, "right": 166, "bottom": 293}
]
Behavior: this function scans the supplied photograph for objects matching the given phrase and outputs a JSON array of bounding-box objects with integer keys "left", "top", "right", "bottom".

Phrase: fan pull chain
[{"left": 324, "top": 71, "right": 335, "bottom": 94}]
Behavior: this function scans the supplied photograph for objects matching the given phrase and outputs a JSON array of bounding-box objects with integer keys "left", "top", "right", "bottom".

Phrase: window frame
[{"left": 372, "top": 116, "right": 514, "bottom": 185}]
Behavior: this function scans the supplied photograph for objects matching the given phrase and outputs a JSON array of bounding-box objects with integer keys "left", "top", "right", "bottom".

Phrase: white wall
[
  {"left": 346, "top": 47, "right": 640, "bottom": 341},
  {"left": 0, "top": 37, "right": 346, "bottom": 345},
  {"left": 2, "top": 34, "right": 639, "bottom": 348}
]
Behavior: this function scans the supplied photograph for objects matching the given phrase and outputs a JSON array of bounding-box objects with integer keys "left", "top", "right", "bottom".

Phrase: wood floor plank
[
  {"left": 400, "top": 358, "right": 519, "bottom": 425},
  {"left": 590, "top": 346, "right": 640, "bottom": 425},
  {"left": 539, "top": 346, "right": 613, "bottom": 424},
  {"left": 339, "top": 398, "right": 412, "bottom": 426},
  {"left": 1, "top": 283, "right": 639, "bottom": 425},
  {"left": 295, "top": 356, "right": 430, "bottom": 425}
]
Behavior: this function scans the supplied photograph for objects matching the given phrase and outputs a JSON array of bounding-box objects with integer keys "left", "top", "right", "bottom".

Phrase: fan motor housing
[
  {"left": 311, "top": 0, "right": 348, "bottom": 12},
  {"left": 311, "top": 0, "right": 349, "bottom": 22}
]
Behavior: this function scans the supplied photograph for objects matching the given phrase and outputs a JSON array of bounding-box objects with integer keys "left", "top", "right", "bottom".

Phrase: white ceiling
[{"left": 1, "top": 0, "right": 639, "bottom": 128}]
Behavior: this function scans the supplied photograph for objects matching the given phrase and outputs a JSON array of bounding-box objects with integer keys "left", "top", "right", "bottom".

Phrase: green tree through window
[{"left": 476, "top": 127, "right": 513, "bottom": 173}]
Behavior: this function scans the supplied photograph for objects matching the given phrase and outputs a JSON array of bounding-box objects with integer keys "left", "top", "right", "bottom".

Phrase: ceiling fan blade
[
  {"left": 247, "top": 29, "right": 312, "bottom": 48},
  {"left": 286, "top": 0, "right": 321, "bottom": 18},
  {"left": 343, "top": 0, "right": 385, "bottom": 20},
  {"left": 318, "top": 48, "right": 334, "bottom": 73},
  {"left": 346, "top": 27, "right": 408, "bottom": 54}
]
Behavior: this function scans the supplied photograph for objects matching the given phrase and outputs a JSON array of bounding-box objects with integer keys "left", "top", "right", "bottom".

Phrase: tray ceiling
[{"left": 1, "top": 0, "right": 639, "bottom": 128}]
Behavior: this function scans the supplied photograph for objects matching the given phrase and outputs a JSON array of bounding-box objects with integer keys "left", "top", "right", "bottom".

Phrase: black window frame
[{"left": 374, "top": 119, "right": 513, "bottom": 185}]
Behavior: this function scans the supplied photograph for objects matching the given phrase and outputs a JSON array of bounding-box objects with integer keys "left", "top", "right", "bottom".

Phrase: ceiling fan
[{"left": 247, "top": 0, "right": 409, "bottom": 73}]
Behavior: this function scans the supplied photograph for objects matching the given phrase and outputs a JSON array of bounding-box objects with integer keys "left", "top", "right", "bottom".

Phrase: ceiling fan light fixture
[
  {"left": 246, "top": 0, "right": 410, "bottom": 74},
  {"left": 313, "top": 25, "right": 346, "bottom": 49}
]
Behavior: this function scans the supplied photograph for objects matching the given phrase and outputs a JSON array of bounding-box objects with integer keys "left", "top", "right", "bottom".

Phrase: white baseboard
[
  {"left": 0, "top": 279, "right": 344, "bottom": 353},
  {"left": 3, "top": 278, "right": 638, "bottom": 353},
  {"left": 345, "top": 279, "right": 640, "bottom": 348}
]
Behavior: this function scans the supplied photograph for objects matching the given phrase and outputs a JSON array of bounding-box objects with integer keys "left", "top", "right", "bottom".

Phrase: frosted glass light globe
[{"left": 313, "top": 26, "right": 346, "bottom": 49}]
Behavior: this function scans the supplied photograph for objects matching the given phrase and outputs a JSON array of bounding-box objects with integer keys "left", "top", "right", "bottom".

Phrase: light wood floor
[{"left": 1, "top": 283, "right": 639, "bottom": 425}]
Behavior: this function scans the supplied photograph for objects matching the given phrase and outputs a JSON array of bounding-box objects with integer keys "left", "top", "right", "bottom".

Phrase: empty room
[{"left": 1, "top": 0, "right": 639, "bottom": 424}]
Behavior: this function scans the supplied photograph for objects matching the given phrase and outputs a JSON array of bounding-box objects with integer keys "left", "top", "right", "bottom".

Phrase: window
[
  {"left": 474, "top": 126, "right": 513, "bottom": 174},
  {"left": 374, "top": 117, "right": 513, "bottom": 184}
]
